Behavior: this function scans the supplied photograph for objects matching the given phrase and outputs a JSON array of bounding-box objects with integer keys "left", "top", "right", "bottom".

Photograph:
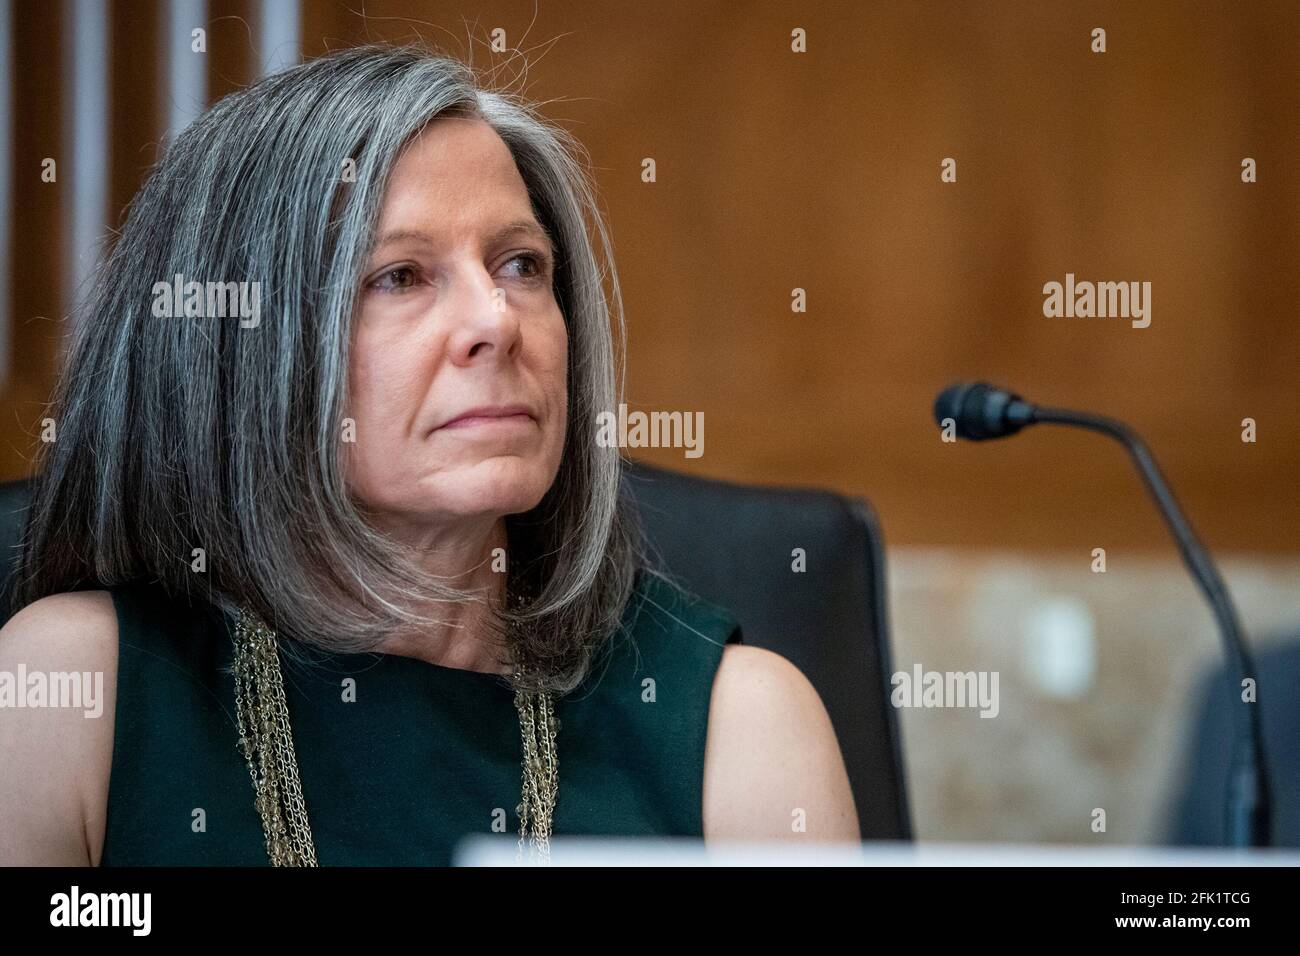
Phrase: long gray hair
[{"left": 13, "top": 44, "right": 642, "bottom": 694}]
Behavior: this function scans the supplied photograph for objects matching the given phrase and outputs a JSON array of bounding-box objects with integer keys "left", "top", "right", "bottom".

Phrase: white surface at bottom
[{"left": 455, "top": 836, "right": 1300, "bottom": 867}]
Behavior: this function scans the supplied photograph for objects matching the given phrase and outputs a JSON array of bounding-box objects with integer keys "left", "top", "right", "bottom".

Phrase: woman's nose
[{"left": 444, "top": 264, "right": 522, "bottom": 366}]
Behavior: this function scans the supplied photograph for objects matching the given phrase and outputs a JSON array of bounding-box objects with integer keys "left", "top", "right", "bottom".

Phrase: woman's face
[{"left": 345, "top": 117, "right": 568, "bottom": 535}]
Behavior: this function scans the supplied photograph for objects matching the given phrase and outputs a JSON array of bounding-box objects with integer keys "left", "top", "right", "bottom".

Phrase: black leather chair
[
  {"left": 623, "top": 460, "right": 910, "bottom": 841},
  {"left": 1163, "top": 636, "right": 1300, "bottom": 847},
  {"left": 0, "top": 479, "right": 29, "bottom": 619},
  {"left": 0, "top": 463, "right": 912, "bottom": 841}
]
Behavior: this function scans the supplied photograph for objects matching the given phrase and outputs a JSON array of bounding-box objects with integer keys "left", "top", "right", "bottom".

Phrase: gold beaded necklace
[{"left": 230, "top": 604, "right": 559, "bottom": 866}]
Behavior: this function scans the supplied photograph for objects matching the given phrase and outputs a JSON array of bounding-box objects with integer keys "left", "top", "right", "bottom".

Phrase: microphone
[
  {"left": 933, "top": 381, "right": 1271, "bottom": 848},
  {"left": 933, "top": 382, "right": 1035, "bottom": 440}
]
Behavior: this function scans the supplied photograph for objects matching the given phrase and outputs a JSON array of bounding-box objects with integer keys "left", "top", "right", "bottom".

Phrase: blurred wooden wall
[{"left": 5, "top": 0, "right": 1298, "bottom": 554}]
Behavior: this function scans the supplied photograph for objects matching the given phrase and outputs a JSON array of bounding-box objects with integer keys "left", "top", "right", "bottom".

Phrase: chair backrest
[
  {"left": 623, "top": 460, "right": 911, "bottom": 841},
  {"left": 0, "top": 464, "right": 913, "bottom": 841},
  {"left": 1163, "top": 637, "right": 1299, "bottom": 847},
  {"left": 0, "top": 478, "right": 30, "bottom": 620}
]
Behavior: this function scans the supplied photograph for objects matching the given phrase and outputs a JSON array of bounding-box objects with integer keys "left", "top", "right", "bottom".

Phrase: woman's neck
[{"left": 369, "top": 516, "right": 515, "bottom": 676}]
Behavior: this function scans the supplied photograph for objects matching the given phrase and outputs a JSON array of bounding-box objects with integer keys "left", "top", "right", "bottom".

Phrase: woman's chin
[
  {"left": 426, "top": 470, "right": 552, "bottom": 520},
  {"left": 442, "top": 492, "right": 543, "bottom": 521}
]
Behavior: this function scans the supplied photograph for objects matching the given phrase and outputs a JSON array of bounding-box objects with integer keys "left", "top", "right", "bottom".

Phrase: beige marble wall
[{"left": 886, "top": 548, "right": 1300, "bottom": 844}]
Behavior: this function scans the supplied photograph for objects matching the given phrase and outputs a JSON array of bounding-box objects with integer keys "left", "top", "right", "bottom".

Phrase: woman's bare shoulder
[
  {"left": 0, "top": 590, "right": 120, "bottom": 686},
  {"left": 702, "top": 643, "right": 860, "bottom": 843},
  {"left": 0, "top": 590, "right": 119, "bottom": 865},
  {"left": 2, "top": 589, "right": 118, "bottom": 642}
]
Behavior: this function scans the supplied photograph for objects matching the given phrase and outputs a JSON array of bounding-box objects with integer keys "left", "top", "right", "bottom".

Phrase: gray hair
[{"left": 14, "top": 44, "right": 642, "bottom": 694}]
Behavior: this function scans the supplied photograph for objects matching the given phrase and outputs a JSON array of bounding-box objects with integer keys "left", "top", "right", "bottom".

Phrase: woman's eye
[
  {"left": 501, "top": 253, "right": 548, "bottom": 281},
  {"left": 369, "top": 266, "right": 420, "bottom": 293}
]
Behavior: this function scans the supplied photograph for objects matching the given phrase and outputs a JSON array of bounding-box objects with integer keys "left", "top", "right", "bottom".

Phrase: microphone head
[{"left": 934, "top": 382, "right": 1034, "bottom": 440}]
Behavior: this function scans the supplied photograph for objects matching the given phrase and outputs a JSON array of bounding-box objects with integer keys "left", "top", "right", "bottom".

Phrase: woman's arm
[
  {"left": 0, "top": 591, "right": 118, "bottom": 866},
  {"left": 703, "top": 643, "right": 860, "bottom": 842}
]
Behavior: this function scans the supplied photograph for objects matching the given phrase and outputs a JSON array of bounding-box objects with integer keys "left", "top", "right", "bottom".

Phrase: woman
[{"left": 0, "top": 44, "right": 857, "bottom": 866}]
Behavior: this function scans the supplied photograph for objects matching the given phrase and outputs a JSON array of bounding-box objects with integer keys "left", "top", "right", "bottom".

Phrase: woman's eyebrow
[
  {"left": 371, "top": 219, "right": 554, "bottom": 254},
  {"left": 485, "top": 218, "right": 555, "bottom": 253},
  {"left": 372, "top": 227, "right": 440, "bottom": 250}
]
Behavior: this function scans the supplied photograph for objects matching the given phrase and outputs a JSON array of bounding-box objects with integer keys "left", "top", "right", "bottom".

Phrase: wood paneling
[
  {"left": 7, "top": 0, "right": 1298, "bottom": 553},
  {"left": 6, "top": 0, "right": 66, "bottom": 468}
]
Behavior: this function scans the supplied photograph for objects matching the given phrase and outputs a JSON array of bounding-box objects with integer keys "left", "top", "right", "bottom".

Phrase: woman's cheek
[{"left": 539, "top": 315, "right": 568, "bottom": 413}]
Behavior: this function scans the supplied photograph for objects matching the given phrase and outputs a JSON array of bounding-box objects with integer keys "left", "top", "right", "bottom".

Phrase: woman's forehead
[
  {"left": 376, "top": 119, "right": 536, "bottom": 238},
  {"left": 390, "top": 117, "right": 517, "bottom": 185}
]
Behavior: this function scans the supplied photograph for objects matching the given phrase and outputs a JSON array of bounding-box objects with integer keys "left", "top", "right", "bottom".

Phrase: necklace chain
[{"left": 231, "top": 605, "right": 559, "bottom": 866}]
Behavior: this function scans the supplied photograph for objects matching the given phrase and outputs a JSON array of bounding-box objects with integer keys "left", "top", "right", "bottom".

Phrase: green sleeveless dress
[{"left": 99, "top": 569, "right": 743, "bottom": 866}]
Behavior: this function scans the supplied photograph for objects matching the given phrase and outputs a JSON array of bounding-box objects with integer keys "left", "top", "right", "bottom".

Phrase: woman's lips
[{"left": 439, "top": 412, "right": 535, "bottom": 431}]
